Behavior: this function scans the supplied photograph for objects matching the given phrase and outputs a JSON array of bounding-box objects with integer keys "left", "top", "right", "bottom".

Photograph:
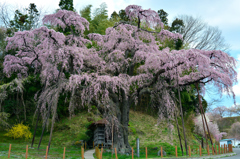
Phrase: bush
[{"left": 4, "top": 122, "right": 32, "bottom": 140}]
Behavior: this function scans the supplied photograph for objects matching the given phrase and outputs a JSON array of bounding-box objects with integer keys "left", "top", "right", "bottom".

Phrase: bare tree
[
  {"left": 212, "top": 106, "right": 227, "bottom": 118},
  {"left": 173, "top": 15, "right": 230, "bottom": 52},
  {"left": 0, "top": 2, "right": 13, "bottom": 27},
  {"left": 226, "top": 107, "right": 236, "bottom": 117},
  {"left": 231, "top": 105, "right": 240, "bottom": 116},
  {"left": 0, "top": 2, "right": 47, "bottom": 29},
  {"left": 228, "top": 122, "right": 240, "bottom": 140}
]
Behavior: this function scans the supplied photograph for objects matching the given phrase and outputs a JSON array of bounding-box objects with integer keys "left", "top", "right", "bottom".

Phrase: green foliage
[
  {"left": 170, "top": 18, "right": 184, "bottom": 33},
  {"left": 110, "top": 11, "right": 120, "bottom": 22},
  {"left": 0, "top": 112, "right": 10, "bottom": 129},
  {"left": 10, "top": 10, "right": 29, "bottom": 31},
  {"left": 89, "top": 3, "right": 113, "bottom": 35},
  {"left": 119, "top": 9, "right": 129, "bottom": 22},
  {"left": 4, "top": 122, "right": 32, "bottom": 140},
  {"left": 59, "top": 0, "right": 74, "bottom": 11},
  {"left": 10, "top": 3, "right": 39, "bottom": 31},
  {"left": 80, "top": 5, "right": 92, "bottom": 23},
  {"left": 158, "top": 9, "right": 168, "bottom": 25}
]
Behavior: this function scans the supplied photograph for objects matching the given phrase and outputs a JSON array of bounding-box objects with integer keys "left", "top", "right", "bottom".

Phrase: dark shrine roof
[{"left": 88, "top": 118, "right": 109, "bottom": 129}]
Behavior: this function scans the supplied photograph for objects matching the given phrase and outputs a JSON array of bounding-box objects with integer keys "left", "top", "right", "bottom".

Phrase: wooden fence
[
  {"left": 94, "top": 143, "right": 233, "bottom": 159},
  {"left": 3, "top": 143, "right": 234, "bottom": 158},
  {"left": 5, "top": 144, "right": 85, "bottom": 159}
]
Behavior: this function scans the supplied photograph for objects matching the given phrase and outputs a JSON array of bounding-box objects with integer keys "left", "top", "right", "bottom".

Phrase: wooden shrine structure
[{"left": 88, "top": 118, "right": 112, "bottom": 148}]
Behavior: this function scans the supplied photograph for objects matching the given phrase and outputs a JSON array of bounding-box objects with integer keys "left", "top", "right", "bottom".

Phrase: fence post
[
  {"left": 101, "top": 147, "right": 103, "bottom": 159},
  {"left": 114, "top": 148, "right": 118, "bottom": 159},
  {"left": 26, "top": 145, "right": 28, "bottom": 159},
  {"left": 8, "top": 144, "right": 11, "bottom": 158},
  {"left": 81, "top": 147, "right": 84, "bottom": 159},
  {"left": 93, "top": 141, "right": 94, "bottom": 148},
  {"left": 175, "top": 146, "right": 178, "bottom": 157},
  {"left": 85, "top": 142, "right": 87, "bottom": 150},
  {"left": 199, "top": 145, "right": 201, "bottom": 156},
  {"left": 207, "top": 145, "right": 209, "bottom": 155},
  {"left": 188, "top": 146, "right": 191, "bottom": 157},
  {"left": 145, "top": 147, "right": 147, "bottom": 159},
  {"left": 132, "top": 147, "right": 134, "bottom": 159},
  {"left": 218, "top": 143, "right": 220, "bottom": 154},
  {"left": 63, "top": 147, "right": 66, "bottom": 159},
  {"left": 45, "top": 146, "right": 48, "bottom": 159},
  {"left": 161, "top": 147, "right": 163, "bottom": 158}
]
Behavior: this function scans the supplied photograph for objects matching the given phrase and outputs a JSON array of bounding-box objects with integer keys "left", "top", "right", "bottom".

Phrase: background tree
[
  {"left": 9, "top": 3, "right": 40, "bottom": 31},
  {"left": 231, "top": 105, "right": 240, "bottom": 116},
  {"left": 212, "top": 106, "right": 227, "bottom": 118},
  {"left": 170, "top": 18, "right": 184, "bottom": 33},
  {"left": 25, "top": 3, "right": 40, "bottom": 30},
  {"left": 118, "top": 9, "right": 129, "bottom": 22},
  {"left": 59, "top": 0, "right": 74, "bottom": 11},
  {"left": 228, "top": 122, "right": 240, "bottom": 140},
  {"left": 158, "top": 9, "right": 168, "bottom": 26},
  {"left": 110, "top": 11, "right": 120, "bottom": 22},
  {"left": 79, "top": 5, "right": 92, "bottom": 36},
  {"left": 194, "top": 113, "right": 227, "bottom": 142},
  {"left": 80, "top": 5, "right": 92, "bottom": 22},
  {"left": 0, "top": 112, "right": 10, "bottom": 129},
  {"left": 226, "top": 107, "right": 235, "bottom": 117},
  {"left": 174, "top": 15, "right": 230, "bottom": 51},
  {"left": 0, "top": 2, "right": 13, "bottom": 27},
  {"left": 88, "top": 3, "right": 113, "bottom": 35}
]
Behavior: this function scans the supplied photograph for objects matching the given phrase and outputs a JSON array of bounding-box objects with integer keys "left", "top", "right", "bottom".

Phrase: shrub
[{"left": 4, "top": 122, "right": 32, "bottom": 140}]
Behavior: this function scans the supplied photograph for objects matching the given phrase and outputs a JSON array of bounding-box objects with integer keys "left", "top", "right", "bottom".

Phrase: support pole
[
  {"left": 176, "top": 70, "right": 188, "bottom": 156},
  {"left": 174, "top": 111, "right": 184, "bottom": 156},
  {"left": 196, "top": 83, "right": 215, "bottom": 153}
]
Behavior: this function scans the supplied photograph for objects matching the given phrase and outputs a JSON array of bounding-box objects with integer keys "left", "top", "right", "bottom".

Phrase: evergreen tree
[
  {"left": 59, "top": 0, "right": 74, "bottom": 11},
  {"left": 158, "top": 9, "right": 168, "bottom": 25},
  {"left": 110, "top": 11, "right": 119, "bottom": 21}
]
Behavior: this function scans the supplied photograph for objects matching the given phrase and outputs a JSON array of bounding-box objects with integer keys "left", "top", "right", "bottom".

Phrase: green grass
[{"left": 0, "top": 142, "right": 83, "bottom": 159}]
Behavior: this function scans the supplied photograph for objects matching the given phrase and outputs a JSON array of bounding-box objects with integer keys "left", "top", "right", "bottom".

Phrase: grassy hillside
[
  {"left": 217, "top": 116, "right": 240, "bottom": 133},
  {"left": 0, "top": 109, "right": 203, "bottom": 158}
]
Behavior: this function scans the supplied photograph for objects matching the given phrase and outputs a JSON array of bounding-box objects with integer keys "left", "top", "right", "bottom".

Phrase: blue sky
[{"left": 2, "top": 0, "right": 240, "bottom": 109}]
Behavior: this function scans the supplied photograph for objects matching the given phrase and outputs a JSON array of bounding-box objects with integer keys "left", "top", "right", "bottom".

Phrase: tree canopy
[{"left": 2, "top": 4, "right": 237, "bottom": 152}]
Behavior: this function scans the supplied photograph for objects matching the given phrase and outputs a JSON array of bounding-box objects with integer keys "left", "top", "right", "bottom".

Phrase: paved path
[
  {"left": 82, "top": 148, "right": 240, "bottom": 159},
  {"left": 84, "top": 149, "right": 95, "bottom": 159},
  {"left": 220, "top": 148, "right": 240, "bottom": 159}
]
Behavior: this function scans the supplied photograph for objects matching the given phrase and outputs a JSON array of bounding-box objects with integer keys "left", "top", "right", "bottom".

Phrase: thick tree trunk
[
  {"left": 113, "top": 89, "right": 131, "bottom": 154},
  {"left": 108, "top": 89, "right": 131, "bottom": 154}
]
